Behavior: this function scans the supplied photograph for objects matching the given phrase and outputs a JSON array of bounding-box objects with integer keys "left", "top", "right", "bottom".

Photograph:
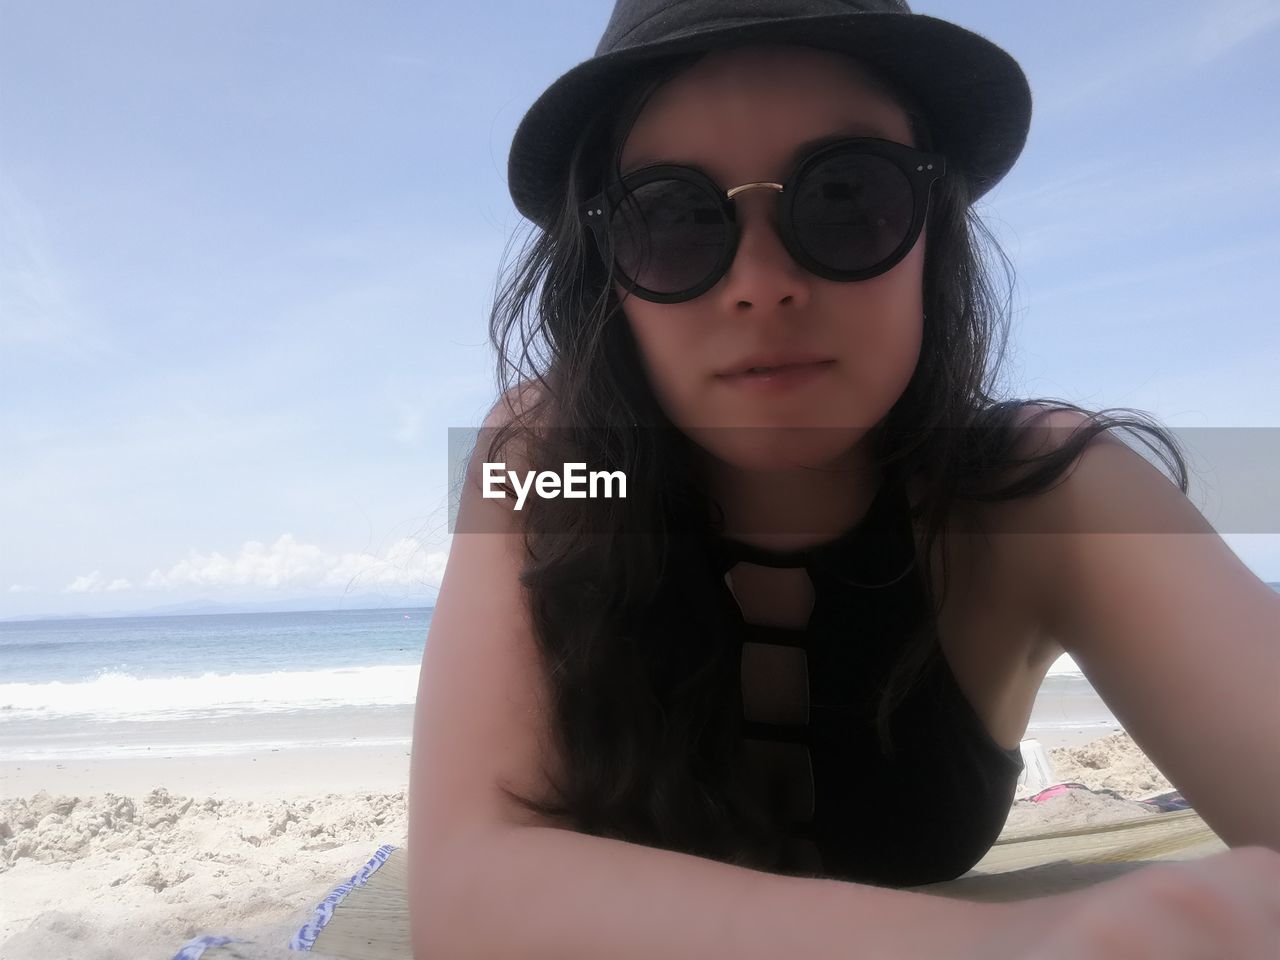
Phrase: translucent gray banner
[{"left": 447, "top": 426, "right": 1280, "bottom": 536}]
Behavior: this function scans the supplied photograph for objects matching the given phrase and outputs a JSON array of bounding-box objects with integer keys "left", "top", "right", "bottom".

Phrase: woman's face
[{"left": 615, "top": 44, "right": 926, "bottom": 472}]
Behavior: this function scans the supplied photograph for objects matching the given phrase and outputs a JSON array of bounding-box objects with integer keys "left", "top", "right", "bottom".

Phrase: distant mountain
[{"left": 0, "top": 593, "right": 435, "bottom": 623}]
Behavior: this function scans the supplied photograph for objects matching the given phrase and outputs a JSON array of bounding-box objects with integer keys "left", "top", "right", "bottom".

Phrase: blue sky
[{"left": 2, "top": 0, "right": 1278, "bottom": 620}]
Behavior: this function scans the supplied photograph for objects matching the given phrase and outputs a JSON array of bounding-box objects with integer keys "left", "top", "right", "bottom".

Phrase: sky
[{"left": 2, "top": 0, "right": 1278, "bottom": 621}]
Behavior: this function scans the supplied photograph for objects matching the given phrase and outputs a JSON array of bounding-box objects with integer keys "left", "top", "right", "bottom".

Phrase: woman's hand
[{"left": 975, "top": 847, "right": 1280, "bottom": 959}]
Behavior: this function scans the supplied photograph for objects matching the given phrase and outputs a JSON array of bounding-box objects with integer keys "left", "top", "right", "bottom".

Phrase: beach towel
[
  {"left": 169, "top": 802, "right": 1226, "bottom": 960},
  {"left": 1027, "top": 782, "right": 1131, "bottom": 804},
  {"left": 1134, "top": 788, "right": 1192, "bottom": 813},
  {"left": 170, "top": 843, "right": 405, "bottom": 960}
]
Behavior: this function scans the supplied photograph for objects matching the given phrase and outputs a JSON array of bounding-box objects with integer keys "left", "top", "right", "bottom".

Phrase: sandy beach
[{"left": 0, "top": 724, "right": 1184, "bottom": 960}]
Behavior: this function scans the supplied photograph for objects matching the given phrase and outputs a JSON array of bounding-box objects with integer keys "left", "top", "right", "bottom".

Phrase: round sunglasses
[{"left": 578, "top": 137, "right": 947, "bottom": 304}]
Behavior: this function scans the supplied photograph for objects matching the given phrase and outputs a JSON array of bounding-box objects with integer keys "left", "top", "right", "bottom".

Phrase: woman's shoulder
[
  {"left": 483, "top": 378, "right": 549, "bottom": 431},
  {"left": 477, "top": 379, "right": 552, "bottom": 463},
  {"left": 901, "top": 401, "right": 1093, "bottom": 505},
  {"left": 903, "top": 401, "right": 1092, "bottom": 638}
]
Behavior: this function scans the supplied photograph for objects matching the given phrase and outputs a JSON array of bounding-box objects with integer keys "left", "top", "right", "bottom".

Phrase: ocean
[{"left": 0, "top": 607, "right": 1117, "bottom": 764}]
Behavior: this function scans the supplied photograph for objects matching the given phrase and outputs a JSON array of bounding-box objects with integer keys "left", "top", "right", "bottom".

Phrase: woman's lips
[{"left": 716, "top": 359, "right": 836, "bottom": 391}]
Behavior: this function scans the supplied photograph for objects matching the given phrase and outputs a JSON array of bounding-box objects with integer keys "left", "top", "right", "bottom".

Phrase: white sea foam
[
  {"left": 0, "top": 734, "right": 412, "bottom": 762},
  {"left": 0, "top": 663, "right": 418, "bottom": 723}
]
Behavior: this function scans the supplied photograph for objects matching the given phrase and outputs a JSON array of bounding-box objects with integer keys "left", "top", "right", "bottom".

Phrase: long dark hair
[{"left": 478, "top": 49, "right": 1189, "bottom": 873}]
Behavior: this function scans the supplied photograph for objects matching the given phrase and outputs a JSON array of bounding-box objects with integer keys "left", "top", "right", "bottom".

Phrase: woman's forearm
[{"left": 411, "top": 823, "right": 1029, "bottom": 960}]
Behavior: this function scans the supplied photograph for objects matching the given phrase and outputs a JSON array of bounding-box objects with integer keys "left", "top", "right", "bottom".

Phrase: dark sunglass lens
[
  {"left": 609, "top": 178, "right": 727, "bottom": 294},
  {"left": 791, "top": 152, "right": 914, "bottom": 272}
]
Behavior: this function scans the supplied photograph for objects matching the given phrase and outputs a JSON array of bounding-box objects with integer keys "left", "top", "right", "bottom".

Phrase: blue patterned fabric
[
  {"left": 168, "top": 842, "right": 400, "bottom": 958},
  {"left": 169, "top": 934, "right": 251, "bottom": 959},
  {"left": 289, "top": 843, "right": 399, "bottom": 950}
]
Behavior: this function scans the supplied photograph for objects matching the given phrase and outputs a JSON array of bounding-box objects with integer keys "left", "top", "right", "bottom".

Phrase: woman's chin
[{"left": 686, "top": 426, "right": 871, "bottom": 473}]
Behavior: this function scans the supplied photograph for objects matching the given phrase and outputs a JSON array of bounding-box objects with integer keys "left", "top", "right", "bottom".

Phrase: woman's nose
[{"left": 720, "top": 188, "right": 810, "bottom": 300}]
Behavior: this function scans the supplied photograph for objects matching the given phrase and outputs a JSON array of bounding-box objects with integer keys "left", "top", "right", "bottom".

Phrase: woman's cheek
[{"left": 624, "top": 313, "right": 695, "bottom": 420}]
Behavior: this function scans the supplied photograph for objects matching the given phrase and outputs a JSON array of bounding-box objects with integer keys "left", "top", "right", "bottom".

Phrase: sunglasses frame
[{"left": 578, "top": 136, "right": 947, "bottom": 304}]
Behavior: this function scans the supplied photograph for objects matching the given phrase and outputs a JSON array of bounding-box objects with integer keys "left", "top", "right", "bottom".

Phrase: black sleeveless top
[{"left": 692, "top": 475, "right": 1025, "bottom": 888}]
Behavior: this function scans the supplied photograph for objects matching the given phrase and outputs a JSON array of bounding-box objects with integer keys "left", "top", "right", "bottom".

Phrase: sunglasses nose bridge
[
  {"left": 718, "top": 180, "right": 800, "bottom": 284},
  {"left": 725, "top": 180, "right": 784, "bottom": 202},
  {"left": 723, "top": 180, "right": 786, "bottom": 234}
]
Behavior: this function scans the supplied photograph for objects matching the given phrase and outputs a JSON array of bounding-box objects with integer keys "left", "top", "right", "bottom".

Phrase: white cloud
[
  {"left": 59, "top": 535, "right": 450, "bottom": 597},
  {"left": 64, "top": 570, "right": 107, "bottom": 593},
  {"left": 62, "top": 571, "right": 132, "bottom": 594},
  {"left": 143, "top": 533, "right": 449, "bottom": 591},
  {"left": 7, "top": 583, "right": 34, "bottom": 593}
]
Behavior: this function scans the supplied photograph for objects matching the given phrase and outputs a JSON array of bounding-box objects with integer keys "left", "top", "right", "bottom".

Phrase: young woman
[{"left": 408, "top": 3, "right": 1280, "bottom": 958}]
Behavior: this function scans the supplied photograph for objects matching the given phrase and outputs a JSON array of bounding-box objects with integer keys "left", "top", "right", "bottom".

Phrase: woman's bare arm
[{"left": 412, "top": 821, "right": 1032, "bottom": 960}]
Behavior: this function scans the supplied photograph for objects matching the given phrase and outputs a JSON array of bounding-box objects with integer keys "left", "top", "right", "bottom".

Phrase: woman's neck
[{"left": 697, "top": 440, "right": 885, "bottom": 552}]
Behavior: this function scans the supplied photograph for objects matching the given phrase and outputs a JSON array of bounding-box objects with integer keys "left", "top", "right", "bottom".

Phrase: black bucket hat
[{"left": 507, "top": 0, "right": 1032, "bottom": 232}]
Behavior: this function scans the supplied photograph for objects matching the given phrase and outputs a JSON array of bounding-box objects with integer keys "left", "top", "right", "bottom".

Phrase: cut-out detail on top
[
  {"left": 707, "top": 478, "right": 919, "bottom": 591},
  {"left": 741, "top": 640, "right": 809, "bottom": 727},
  {"left": 692, "top": 472, "right": 1029, "bottom": 886},
  {"left": 723, "top": 562, "right": 815, "bottom": 629}
]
